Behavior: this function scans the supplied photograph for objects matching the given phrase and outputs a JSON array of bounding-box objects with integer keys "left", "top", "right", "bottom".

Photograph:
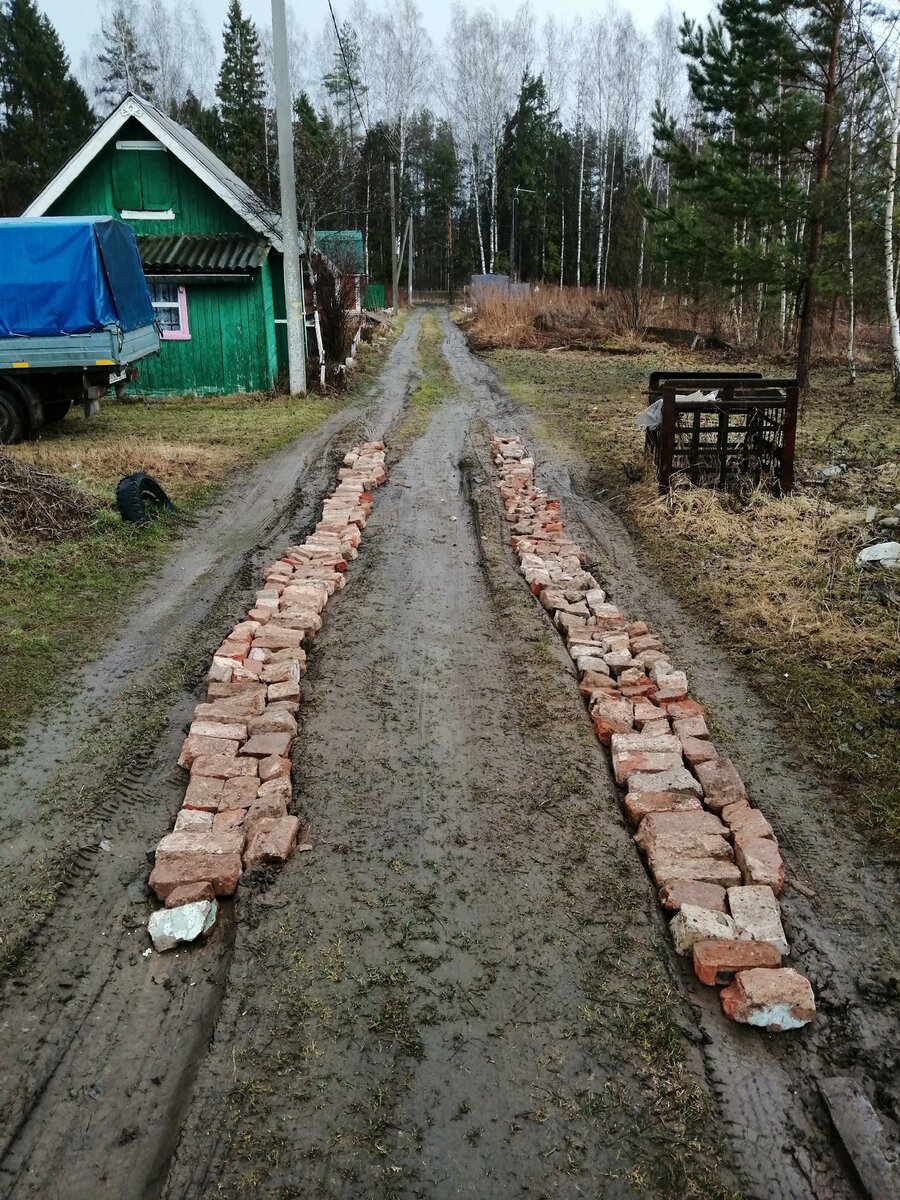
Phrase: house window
[{"left": 149, "top": 280, "right": 190, "bottom": 340}]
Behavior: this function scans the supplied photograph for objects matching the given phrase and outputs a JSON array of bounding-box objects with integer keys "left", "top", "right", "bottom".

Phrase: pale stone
[
  {"left": 669, "top": 903, "right": 738, "bottom": 956},
  {"left": 727, "top": 885, "right": 790, "bottom": 956},
  {"left": 148, "top": 900, "right": 217, "bottom": 952}
]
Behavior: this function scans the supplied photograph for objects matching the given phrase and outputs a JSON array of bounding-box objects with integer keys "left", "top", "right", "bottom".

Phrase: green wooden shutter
[
  {"left": 111, "top": 150, "right": 143, "bottom": 210},
  {"left": 139, "top": 150, "right": 173, "bottom": 210}
]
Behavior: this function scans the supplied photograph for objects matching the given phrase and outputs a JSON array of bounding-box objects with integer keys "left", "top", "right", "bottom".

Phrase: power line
[{"left": 326, "top": 0, "right": 368, "bottom": 139}]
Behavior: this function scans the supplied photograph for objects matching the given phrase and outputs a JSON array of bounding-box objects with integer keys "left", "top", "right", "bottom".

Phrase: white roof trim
[{"left": 24, "top": 95, "right": 285, "bottom": 253}]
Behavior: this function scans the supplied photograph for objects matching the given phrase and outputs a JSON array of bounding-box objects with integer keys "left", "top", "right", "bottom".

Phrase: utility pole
[
  {"left": 271, "top": 0, "right": 306, "bottom": 393},
  {"left": 389, "top": 164, "right": 399, "bottom": 315},
  {"left": 408, "top": 214, "right": 413, "bottom": 304}
]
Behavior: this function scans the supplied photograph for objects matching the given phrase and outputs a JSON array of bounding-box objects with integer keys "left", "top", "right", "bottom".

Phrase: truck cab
[{"left": 0, "top": 216, "right": 160, "bottom": 442}]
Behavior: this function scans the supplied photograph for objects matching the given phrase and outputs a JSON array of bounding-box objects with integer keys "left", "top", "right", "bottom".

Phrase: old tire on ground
[
  {"left": 42, "top": 399, "right": 72, "bottom": 425},
  {"left": 0, "top": 387, "right": 26, "bottom": 445},
  {"left": 116, "top": 472, "right": 175, "bottom": 524}
]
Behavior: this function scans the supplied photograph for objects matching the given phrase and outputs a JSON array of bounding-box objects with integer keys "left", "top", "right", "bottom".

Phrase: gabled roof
[
  {"left": 314, "top": 230, "right": 365, "bottom": 274},
  {"left": 23, "top": 93, "right": 299, "bottom": 255}
]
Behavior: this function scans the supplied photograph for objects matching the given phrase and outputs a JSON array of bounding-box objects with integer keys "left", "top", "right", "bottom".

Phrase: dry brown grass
[
  {"left": 0, "top": 455, "right": 105, "bottom": 549},
  {"left": 464, "top": 287, "right": 645, "bottom": 351},
  {"left": 10, "top": 436, "right": 233, "bottom": 495}
]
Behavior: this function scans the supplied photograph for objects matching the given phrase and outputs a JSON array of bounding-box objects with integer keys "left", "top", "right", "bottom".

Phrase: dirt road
[{"left": 0, "top": 310, "right": 896, "bottom": 1199}]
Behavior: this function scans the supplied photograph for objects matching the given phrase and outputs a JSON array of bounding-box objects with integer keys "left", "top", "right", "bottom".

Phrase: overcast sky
[{"left": 39, "top": 0, "right": 715, "bottom": 78}]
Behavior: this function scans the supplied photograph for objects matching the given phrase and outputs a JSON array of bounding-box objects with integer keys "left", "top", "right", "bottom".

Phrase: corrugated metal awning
[{"left": 137, "top": 233, "right": 269, "bottom": 274}]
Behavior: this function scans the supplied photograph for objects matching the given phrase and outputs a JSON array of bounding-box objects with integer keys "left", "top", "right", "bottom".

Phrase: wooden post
[
  {"left": 659, "top": 386, "right": 677, "bottom": 493},
  {"left": 780, "top": 384, "right": 799, "bottom": 494}
]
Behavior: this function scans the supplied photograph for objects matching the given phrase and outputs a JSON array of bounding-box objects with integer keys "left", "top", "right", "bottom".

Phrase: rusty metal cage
[{"left": 645, "top": 372, "right": 798, "bottom": 495}]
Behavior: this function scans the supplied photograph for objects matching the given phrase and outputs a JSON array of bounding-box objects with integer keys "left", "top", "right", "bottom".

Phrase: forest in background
[{"left": 0, "top": 0, "right": 899, "bottom": 389}]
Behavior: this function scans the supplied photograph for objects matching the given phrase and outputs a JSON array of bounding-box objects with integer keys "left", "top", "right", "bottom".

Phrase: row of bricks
[{"left": 490, "top": 432, "right": 815, "bottom": 1032}]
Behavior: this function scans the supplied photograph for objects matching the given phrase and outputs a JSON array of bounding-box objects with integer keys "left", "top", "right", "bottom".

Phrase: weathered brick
[
  {"left": 193, "top": 690, "right": 266, "bottom": 722},
  {"left": 665, "top": 700, "right": 706, "bottom": 720},
  {"left": 164, "top": 881, "right": 215, "bottom": 909},
  {"left": 268, "top": 680, "right": 301, "bottom": 704},
  {"left": 720, "top": 967, "right": 815, "bottom": 1030},
  {"left": 672, "top": 714, "right": 709, "bottom": 740},
  {"left": 695, "top": 757, "right": 746, "bottom": 810},
  {"left": 248, "top": 709, "right": 298, "bottom": 736},
  {"left": 640, "top": 829, "right": 734, "bottom": 863},
  {"left": 633, "top": 700, "right": 666, "bottom": 729},
  {"left": 735, "top": 835, "right": 784, "bottom": 894},
  {"left": 693, "top": 938, "right": 782, "bottom": 985},
  {"left": 182, "top": 775, "right": 224, "bottom": 812},
  {"left": 240, "top": 731, "right": 293, "bottom": 759},
  {"left": 610, "top": 732, "right": 682, "bottom": 755},
  {"left": 150, "top": 829, "right": 245, "bottom": 899},
  {"left": 627, "top": 765, "right": 703, "bottom": 798},
  {"left": 174, "top": 808, "right": 214, "bottom": 832},
  {"left": 190, "top": 720, "right": 248, "bottom": 742},
  {"left": 680, "top": 735, "right": 718, "bottom": 767},
  {"left": 578, "top": 672, "right": 618, "bottom": 701},
  {"left": 727, "top": 885, "right": 790, "bottom": 955},
  {"left": 636, "top": 809, "right": 727, "bottom": 840},
  {"left": 252, "top": 626, "right": 305, "bottom": 651},
  {"left": 623, "top": 790, "right": 702, "bottom": 826},
  {"left": 658, "top": 879, "right": 728, "bottom": 913},
  {"left": 590, "top": 696, "right": 633, "bottom": 744},
  {"left": 257, "top": 776, "right": 293, "bottom": 804},
  {"left": 243, "top": 816, "right": 301, "bottom": 870},
  {"left": 191, "top": 754, "right": 259, "bottom": 780},
  {"left": 612, "top": 749, "right": 684, "bottom": 786},
  {"left": 213, "top": 808, "right": 247, "bottom": 831},
  {"left": 177, "top": 735, "right": 240, "bottom": 770},
  {"left": 218, "top": 776, "right": 260, "bottom": 810},
  {"left": 651, "top": 856, "right": 743, "bottom": 890},
  {"left": 642, "top": 719, "right": 671, "bottom": 737},
  {"left": 258, "top": 754, "right": 291, "bottom": 782},
  {"left": 669, "top": 904, "right": 738, "bottom": 955},
  {"left": 723, "top": 804, "right": 776, "bottom": 841}
]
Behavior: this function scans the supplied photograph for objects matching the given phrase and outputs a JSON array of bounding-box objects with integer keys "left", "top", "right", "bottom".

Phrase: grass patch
[
  {"left": 0, "top": 332, "right": 396, "bottom": 739},
  {"left": 488, "top": 347, "right": 900, "bottom": 841},
  {"left": 395, "top": 311, "right": 454, "bottom": 444}
]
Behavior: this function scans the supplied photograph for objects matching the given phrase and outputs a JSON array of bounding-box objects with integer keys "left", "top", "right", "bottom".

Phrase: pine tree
[
  {"left": 215, "top": 0, "right": 267, "bottom": 198},
  {"left": 174, "top": 89, "right": 225, "bottom": 155},
  {"left": 323, "top": 21, "right": 367, "bottom": 156},
  {"left": 96, "top": 1, "right": 157, "bottom": 106},
  {"left": 0, "top": 0, "right": 95, "bottom": 215}
]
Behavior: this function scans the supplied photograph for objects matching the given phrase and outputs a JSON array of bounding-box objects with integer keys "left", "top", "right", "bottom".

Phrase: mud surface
[{"left": 0, "top": 309, "right": 895, "bottom": 1199}]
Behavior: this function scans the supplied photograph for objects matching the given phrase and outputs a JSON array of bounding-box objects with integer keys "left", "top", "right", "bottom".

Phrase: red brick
[
  {"left": 722, "top": 802, "right": 775, "bottom": 841},
  {"left": 191, "top": 754, "right": 259, "bottom": 780},
  {"left": 635, "top": 809, "right": 727, "bottom": 843},
  {"left": 183, "top": 776, "right": 224, "bottom": 812},
  {"left": 589, "top": 696, "right": 633, "bottom": 744},
  {"left": 243, "top": 816, "right": 301, "bottom": 870},
  {"left": 672, "top": 714, "right": 709, "bottom": 740},
  {"left": 252, "top": 627, "right": 305, "bottom": 651},
  {"left": 193, "top": 691, "right": 266, "bottom": 722},
  {"left": 627, "top": 765, "right": 702, "bottom": 798},
  {"left": 658, "top": 880, "right": 728, "bottom": 913},
  {"left": 177, "top": 734, "right": 239, "bottom": 770},
  {"left": 258, "top": 754, "right": 291, "bottom": 782},
  {"left": 651, "top": 856, "right": 743, "bottom": 889},
  {"left": 218, "top": 776, "right": 260, "bottom": 810},
  {"left": 268, "top": 680, "right": 301, "bottom": 704},
  {"left": 190, "top": 720, "right": 248, "bottom": 742},
  {"left": 240, "top": 732, "right": 293, "bottom": 759},
  {"left": 206, "top": 680, "right": 266, "bottom": 700},
  {"left": 623, "top": 790, "right": 702, "bottom": 826},
  {"left": 633, "top": 700, "right": 666, "bottom": 729},
  {"left": 150, "top": 830, "right": 245, "bottom": 900},
  {"left": 642, "top": 719, "right": 671, "bottom": 737},
  {"left": 694, "top": 757, "right": 746, "bottom": 810},
  {"left": 612, "top": 749, "right": 683, "bottom": 786},
  {"left": 720, "top": 968, "right": 815, "bottom": 1030},
  {"left": 248, "top": 709, "right": 298, "bottom": 736},
  {"left": 665, "top": 700, "right": 706, "bottom": 720},
  {"left": 213, "top": 808, "right": 247, "bottom": 831},
  {"left": 693, "top": 939, "right": 782, "bottom": 986},
  {"left": 625, "top": 621, "right": 649, "bottom": 638},
  {"left": 164, "top": 881, "right": 215, "bottom": 909},
  {"left": 216, "top": 640, "right": 249, "bottom": 662},
  {"left": 578, "top": 671, "right": 618, "bottom": 700},
  {"left": 260, "top": 660, "right": 302, "bottom": 684},
  {"left": 619, "top": 679, "right": 658, "bottom": 699},
  {"left": 257, "top": 776, "right": 292, "bottom": 804},
  {"left": 735, "top": 835, "right": 784, "bottom": 894},
  {"left": 680, "top": 735, "right": 718, "bottom": 767}
]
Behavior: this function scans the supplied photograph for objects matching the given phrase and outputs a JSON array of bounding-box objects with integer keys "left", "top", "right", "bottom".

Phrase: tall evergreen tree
[
  {"left": 216, "top": 0, "right": 267, "bottom": 198},
  {"left": 0, "top": 0, "right": 95, "bottom": 215},
  {"left": 96, "top": 1, "right": 157, "bottom": 105}
]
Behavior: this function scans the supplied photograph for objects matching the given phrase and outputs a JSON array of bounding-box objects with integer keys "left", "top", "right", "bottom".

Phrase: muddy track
[
  {"left": 0, "top": 313, "right": 423, "bottom": 1199},
  {"left": 0, "top": 308, "right": 894, "bottom": 1199},
  {"left": 439, "top": 312, "right": 898, "bottom": 1200}
]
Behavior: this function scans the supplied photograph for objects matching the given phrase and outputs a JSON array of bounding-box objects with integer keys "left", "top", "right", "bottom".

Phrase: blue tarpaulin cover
[{"left": 0, "top": 216, "right": 155, "bottom": 338}]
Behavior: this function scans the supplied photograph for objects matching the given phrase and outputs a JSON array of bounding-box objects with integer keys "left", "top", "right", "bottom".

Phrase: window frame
[{"left": 148, "top": 279, "right": 190, "bottom": 341}]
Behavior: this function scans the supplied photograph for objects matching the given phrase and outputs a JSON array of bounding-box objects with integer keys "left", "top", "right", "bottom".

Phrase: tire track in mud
[
  {"left": 160, "top": 339, "right": 734, "bottom": 1199},
  {"left": 438, "top": 311, "right": 895, "bottom": 1200},
  {"left": 0, "top": 314, "right": 424, "bottom": 1200}
]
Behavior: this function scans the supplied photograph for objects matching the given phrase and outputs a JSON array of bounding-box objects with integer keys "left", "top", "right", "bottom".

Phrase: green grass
[
  {"left": 395, "top": 311, "right": 454, "bottom": 444},
  {"left": 0, "top": 330, "right": 397, "bottom": 740},
  {"left": 487, "top": 347, "right": 900, "bottom": 841}
]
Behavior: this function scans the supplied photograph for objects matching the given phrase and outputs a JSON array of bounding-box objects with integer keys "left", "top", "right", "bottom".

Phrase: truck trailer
[{"left": 0, "top": 216, "right": 160, "bottom": 443}]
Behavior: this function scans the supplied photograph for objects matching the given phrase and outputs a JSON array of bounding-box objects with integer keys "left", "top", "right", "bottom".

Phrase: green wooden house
[{"left": 23, "top": 94, "right": 296, "bottom": 396}]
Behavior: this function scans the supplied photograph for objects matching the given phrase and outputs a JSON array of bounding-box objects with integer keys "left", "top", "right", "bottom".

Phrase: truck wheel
[
  {"left": 116, "top": 472, "right": 175, "bottom": 524},
  {"left": 0, "top": 387, "right": 26, "bottom": 445},
  {"left": 43, "top": 399, "right": 72, "bottom": 425}
]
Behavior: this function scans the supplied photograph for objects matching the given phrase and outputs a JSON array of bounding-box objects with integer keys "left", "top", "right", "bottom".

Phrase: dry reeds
[{"left": 0, "top": 455, "right": 105, "bottom": 550}]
